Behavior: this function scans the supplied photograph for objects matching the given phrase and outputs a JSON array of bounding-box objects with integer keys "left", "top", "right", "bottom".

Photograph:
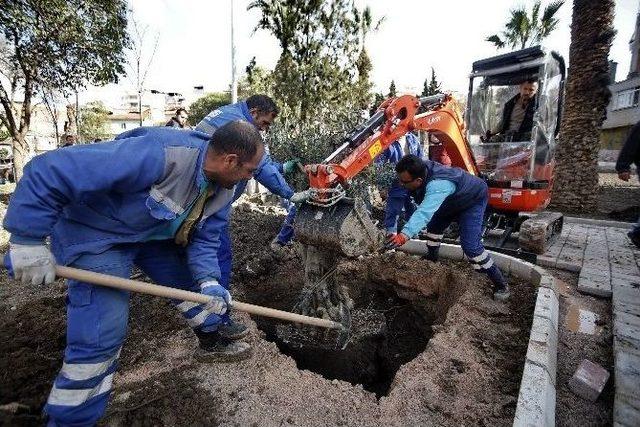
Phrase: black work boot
[
  {"left": 627, "top": 231, "right": 640, "bottom": 249},
  {"left": 493, "top": 283, "right": 511, "bottom": 301},
  {"left": 218, "top": 319, "right": 250, "bottom": 340},
  {"left": 194, "top": 330, "right": 251, "bottom": 363}
]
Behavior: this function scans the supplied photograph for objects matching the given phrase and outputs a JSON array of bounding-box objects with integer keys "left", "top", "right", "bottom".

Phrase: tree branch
[{"left": 0, "top": 80, "right": 17, "bottom": 135}]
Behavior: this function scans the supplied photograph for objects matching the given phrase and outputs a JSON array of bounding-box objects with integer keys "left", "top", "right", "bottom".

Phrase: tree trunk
[
  {"left": 551, "top": 0, "right": 614, "bottom": 213},
  {"left": 11, "top": 135, "right": 29, "bottom": 182}
]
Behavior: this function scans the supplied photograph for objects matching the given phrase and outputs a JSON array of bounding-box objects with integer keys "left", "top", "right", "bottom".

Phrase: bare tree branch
[{"left": 0, "top": 80, "right": 17, "bottom": 134}]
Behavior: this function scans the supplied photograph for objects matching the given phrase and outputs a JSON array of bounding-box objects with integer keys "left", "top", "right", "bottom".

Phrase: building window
[{"left": 614, "top": 87, "right": 640, "bottom": 110}]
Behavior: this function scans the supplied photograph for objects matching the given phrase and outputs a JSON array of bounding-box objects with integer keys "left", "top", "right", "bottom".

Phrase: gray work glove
[
  {"left": 290, "top": 189, "right": 312, "bottom": 204},
  {"left": 200, "top": 279, "right": 231, "bottom": 315},
  {"left": 9, "top": 243, "right": 57, "bottom": 285}
]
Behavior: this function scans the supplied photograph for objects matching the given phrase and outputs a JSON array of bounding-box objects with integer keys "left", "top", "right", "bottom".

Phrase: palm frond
[
  {"left": 486, "top": 34, "right": 505, "bottom": 49},
  {"left": 542, "top": 0, "right": 565, "bottom": 22}
]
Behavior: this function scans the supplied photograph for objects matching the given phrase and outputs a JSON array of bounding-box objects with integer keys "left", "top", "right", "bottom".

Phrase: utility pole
[{"left": 230, "top": 0, "right": 238, "bottom": 103}]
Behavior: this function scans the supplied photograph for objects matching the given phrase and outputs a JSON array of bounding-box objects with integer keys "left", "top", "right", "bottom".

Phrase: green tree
[
  {"left": 249, "top": 0, "right": 379, "bottom": 122},
  {"left": 355, "top": 49, "right": 373, "bottom": 109},
  {"left": 240, "top": 57, "right": 275, "bottom": 98},
  {"left": 188, "top": 92, "right": 232, "bottom": 126},
  {"left": 0, "top": 0, "right": 129, "bottom": 179},
  {"left": 421, "top": 67, "right": 442, "bottom": 97},
  {"left": 388, "top": 80, "right": 397, "bottom": 97},
  {"left": 78, "top": 101, "right": 110, "bottom": 142},
  {"left": 486, "top": 1, "right": 564, "bottom": 50}
]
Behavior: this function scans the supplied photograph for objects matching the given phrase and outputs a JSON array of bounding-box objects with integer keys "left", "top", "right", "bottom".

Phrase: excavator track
[{"left": 518, "top": 211, "right": 564, "bottom": 254}]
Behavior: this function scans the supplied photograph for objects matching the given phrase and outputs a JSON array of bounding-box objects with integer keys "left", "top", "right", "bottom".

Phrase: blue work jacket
[
  {"left": 196, "top": 101, "right": 293, "bottom": 200},
  {"left": 3, "top": 127, "right": 234, "bottom": 283},
  {"left": 375, "top": 132, "right": 424, "bottom": 165}
]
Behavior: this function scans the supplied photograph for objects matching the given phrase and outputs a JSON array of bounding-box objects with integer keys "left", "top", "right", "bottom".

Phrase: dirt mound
[
  {"left": 1, "top": 210, "right": 537, "bottom": 426},
  {"left": 0, "top": 293, "right": 66, "bottom": 425}
]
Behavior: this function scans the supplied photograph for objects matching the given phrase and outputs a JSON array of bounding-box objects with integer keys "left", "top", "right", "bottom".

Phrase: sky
[{"left": 81, "top": 0, "right": 640, "bottom": 107}]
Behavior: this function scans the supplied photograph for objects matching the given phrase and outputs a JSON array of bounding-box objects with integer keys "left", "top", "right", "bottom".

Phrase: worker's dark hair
[
  {"left": 396, "top": 154, "right": 426, "bottom": 179},
  {"left": 175, "top": 107, "right": 188, "bottom": 116},
  {"left": 209, "top": 120, "right": 263, "bottom": 164},
  {"left": 246, "top": 94, "right": 279, "bottom": 115},
  {"left": 521, "top": 78, "right": 538, "bottom": 85}
]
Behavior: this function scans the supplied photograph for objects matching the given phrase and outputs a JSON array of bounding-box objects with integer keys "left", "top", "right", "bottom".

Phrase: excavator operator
[{"left": 484, "top": 79, "right": 538, "bottom": 143}]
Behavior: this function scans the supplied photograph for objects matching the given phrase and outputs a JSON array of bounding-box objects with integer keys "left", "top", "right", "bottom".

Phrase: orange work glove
[{"left": 384, "top": 233, "right": 408, "bottom": 250}]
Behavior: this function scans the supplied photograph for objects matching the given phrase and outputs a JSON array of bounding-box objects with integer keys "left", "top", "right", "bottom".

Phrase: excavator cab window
[{"left": 466, "top": 48, "right": 565, "bottom": 185}]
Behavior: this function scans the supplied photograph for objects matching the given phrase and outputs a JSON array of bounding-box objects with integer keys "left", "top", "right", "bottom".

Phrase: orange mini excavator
[{"left": 294, "top": 46, "right": 566, "bottom": 260}]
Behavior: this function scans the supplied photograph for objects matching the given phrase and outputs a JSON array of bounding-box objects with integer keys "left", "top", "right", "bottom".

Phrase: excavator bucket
[{"left": 294, "top": 197, "right": 383, "bottom": 257}]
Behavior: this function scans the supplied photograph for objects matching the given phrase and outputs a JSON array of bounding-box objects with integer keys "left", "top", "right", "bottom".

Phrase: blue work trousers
[
  {"left": 384, "top": 183, "right": 416, "bottom": 233},
  {"left": 275, "top": 201, "right": 297, "bottom": 245},
  {"left": 424, "top": 194, "right": 506, "bottom": 286},
  {"left": 45, "top": 240, "right": 223, "bottom": 427},
  {"left": 218, "top": 226, "right": 232, "bottom": 289}
]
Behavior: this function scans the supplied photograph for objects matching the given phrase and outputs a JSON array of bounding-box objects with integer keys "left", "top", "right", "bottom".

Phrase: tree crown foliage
[
  {"left": 78, "top": 101, "right": 111, "bottom": 142},
  {"left": 188, "top": 92, "right": 232, "bottom": 127},
  {"left": 486, "top": 0, "right": 564, "bottom": 50}
]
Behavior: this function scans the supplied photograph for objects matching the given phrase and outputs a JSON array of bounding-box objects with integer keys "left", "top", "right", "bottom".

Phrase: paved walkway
[{"left": 538, "top": 220, "right": 640, "bottom": 426}]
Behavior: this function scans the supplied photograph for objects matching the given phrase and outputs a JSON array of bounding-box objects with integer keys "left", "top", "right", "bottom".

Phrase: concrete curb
[
  {"left": 565, "top": 216, "right": 633, "bottom": 230},
  {"left": 401, "top": 241, "right": 559, "bottom": 427}
]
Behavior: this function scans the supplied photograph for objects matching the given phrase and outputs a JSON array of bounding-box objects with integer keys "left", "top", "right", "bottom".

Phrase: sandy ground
[
  {"left": 596, "top": 173, "right": 640, "bottom": 222},
  {"left": 1, "top": 207, "right": 538, "bottom": 426},
  {"left": 551, "top": 268, "right": 614, "bottom": 426},
  {"left": 0, "top": 171, "right": 626, "bottom": 426}
]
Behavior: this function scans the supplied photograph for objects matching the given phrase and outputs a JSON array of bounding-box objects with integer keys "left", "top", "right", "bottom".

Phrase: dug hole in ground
[{"left": 0, "top": 199, "right": 615, "bottom": 426}]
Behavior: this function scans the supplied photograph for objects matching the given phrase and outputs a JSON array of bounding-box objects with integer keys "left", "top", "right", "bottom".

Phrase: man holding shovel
[{"left": 4, "top": 121, "right": 263, "bottom": 426}]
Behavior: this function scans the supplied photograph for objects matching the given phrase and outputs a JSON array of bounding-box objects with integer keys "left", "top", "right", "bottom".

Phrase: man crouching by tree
[{"left": 3, "top": 121, "right": 263, "bottom": 426}]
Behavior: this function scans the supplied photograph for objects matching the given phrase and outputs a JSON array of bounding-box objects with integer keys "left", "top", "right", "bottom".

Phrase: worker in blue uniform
[
  {"left": 385, "top": 154, "right": 510, "bottom": 301},
  {"left": 196, "top": 95, "right": 308, "bottom": 338},
  {"left": 4, "top": 122, "right": 264, "bottom": 426},
  {"left": 375, "top": 132, "right": 424, "bottom": 235}
]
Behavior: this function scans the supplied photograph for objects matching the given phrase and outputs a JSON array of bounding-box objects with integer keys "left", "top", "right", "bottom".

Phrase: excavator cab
[
  {"left": 466, "top": 46, "right": 565, "bottom": 213},
  {"left": 464, "top": 46, "right": 566, "bottom": 254}
]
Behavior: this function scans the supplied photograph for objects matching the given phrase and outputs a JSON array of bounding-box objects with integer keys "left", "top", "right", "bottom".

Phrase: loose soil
[
  {"left": 1, "top": 204, "right": 539, "bottom": 426},
  {"left": 551, "top": 268, "right": 614, "bottom": 426},
  {"left": 597, "top": 173, "right": 640, "bottom": 222}
]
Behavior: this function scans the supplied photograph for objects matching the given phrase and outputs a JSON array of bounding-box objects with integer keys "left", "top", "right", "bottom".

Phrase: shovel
[
  {"left": 7, "top": 262, "right": 346, "bottom": 332},
  {"left": 58, "top": 266, "right": 347, "bottom": 332}
]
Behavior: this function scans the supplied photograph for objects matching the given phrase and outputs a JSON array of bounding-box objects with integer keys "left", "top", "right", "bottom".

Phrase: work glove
[
  {"left": 8, "top": 243, "right": 57, "bottom": 285},
  {"left": 282, "top": 159, "right": 302, "bottom": 175},
  {"left": 290, "top": 189, "right": 312, "bottom": 204},
  {"left": 200, "top": 280, "right": 231, "bottom": 316},
  {"left": 384, "top": 233, "right": 409, "bottom": 250}
]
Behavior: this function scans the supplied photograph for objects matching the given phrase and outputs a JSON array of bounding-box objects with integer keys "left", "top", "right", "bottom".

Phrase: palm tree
[
  {"left": 551, "top": 0, "right": 615, "bottom": 212},
  {"left": 487, "top": 0, "right": 564, "bottom": 49}
]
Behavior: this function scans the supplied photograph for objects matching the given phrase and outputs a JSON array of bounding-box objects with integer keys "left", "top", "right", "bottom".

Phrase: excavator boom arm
[{"left": 305, "top": 93, "right": 478, "bottom": 197}]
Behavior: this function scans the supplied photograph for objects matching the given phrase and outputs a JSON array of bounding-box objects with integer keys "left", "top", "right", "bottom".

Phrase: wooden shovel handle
[{"left": 55, "top": 266, "right": 342, "bottom": 330}]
